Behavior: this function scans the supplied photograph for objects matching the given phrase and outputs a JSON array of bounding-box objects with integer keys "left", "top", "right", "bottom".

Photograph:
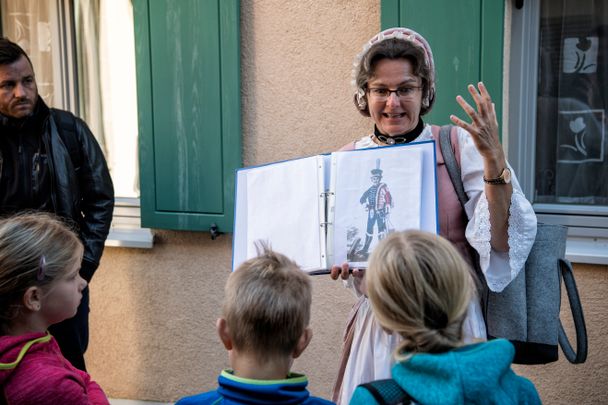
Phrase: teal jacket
[{"left": 350, "top": 339, "right": 541, "bottom": 405}]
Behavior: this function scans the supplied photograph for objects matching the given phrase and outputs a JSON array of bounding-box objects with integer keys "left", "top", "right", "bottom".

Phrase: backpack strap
[
  {"left": 49, "top": 109, "right": 83, "bottom": 171},
  {"left": 358, "top": 379, "right": 412, "bottom": 405},
  {"left": 438, "top": 125, "right": 468, "bottom": 207}
]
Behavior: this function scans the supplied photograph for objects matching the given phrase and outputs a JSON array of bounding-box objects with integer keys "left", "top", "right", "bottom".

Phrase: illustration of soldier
[{"left": 350, "top": 159, "right": 394, "bottom": 261}]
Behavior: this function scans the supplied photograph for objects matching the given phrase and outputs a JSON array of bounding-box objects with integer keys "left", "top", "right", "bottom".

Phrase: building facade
[{"left": 1, "top": 0, "right": 606, "bottom": 403}]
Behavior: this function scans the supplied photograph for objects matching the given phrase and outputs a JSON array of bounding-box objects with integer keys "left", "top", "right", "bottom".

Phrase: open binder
[{"left": 232, "top": 140, "right": 438, "bottom": 273}]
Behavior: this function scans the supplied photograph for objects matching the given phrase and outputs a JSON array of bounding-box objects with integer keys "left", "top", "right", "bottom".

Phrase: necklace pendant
[{"left": 387, "top": 138, "right": 395, "bottom": 145}]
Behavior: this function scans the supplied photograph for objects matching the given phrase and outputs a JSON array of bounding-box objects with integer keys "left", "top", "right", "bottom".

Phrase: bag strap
[
  {"left": 557, "top": 258, "right": 588, "bottom": 364},
  {"left": 438, "top": 124, "right": 488, "bottom": 306},
  {"left": 439, "top": 125, "right": 467, "bottom": 208},
  {"left": 359, "top": 379, "right": 412, "bottom": 405},
  {"left": 50, "top": 109, "right": 83, "bottom": 170},
  {"left": 440, "top": 124, "right": 588, "bottom": 365}
]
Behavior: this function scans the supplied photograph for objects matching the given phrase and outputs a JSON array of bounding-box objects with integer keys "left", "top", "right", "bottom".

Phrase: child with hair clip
[
  {"left": 0, "top": 213, "right": 109, "bottom": 404},
  {"left": 350, "top": 230, "right": 541, "bottom": 405}
]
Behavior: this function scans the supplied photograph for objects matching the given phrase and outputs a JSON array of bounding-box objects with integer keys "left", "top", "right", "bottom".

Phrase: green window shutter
[
  {"left": 134, "top": 0, "right": 240, "bottom": 232},
  {"left": 381, "top": 0, "right": 504, "bottom": 132}
]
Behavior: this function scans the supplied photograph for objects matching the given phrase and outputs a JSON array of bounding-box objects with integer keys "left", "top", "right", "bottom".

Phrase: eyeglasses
[{"left": 367, "top": 86, "right": 421, "bottom": 101}]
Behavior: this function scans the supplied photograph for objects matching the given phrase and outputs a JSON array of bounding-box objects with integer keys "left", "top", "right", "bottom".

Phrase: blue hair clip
[{"left": 37, "top": 256, "right": 47, "bottom": 281}]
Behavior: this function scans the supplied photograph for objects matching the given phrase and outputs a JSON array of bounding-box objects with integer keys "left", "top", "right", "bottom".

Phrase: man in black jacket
[{"left": 0, "top": 37, "right": 114, "bottom": 371}]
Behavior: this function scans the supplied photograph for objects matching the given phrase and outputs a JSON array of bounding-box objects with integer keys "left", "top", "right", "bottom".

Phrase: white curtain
[
  {"left": 535, "top": 0, "right": 608, "bottom": 204},
  {"left": 1, "top": 0, "right": 59, "bottom": 105},
  {"left": 75, "top": 0, "right": 140, "bottom": 198}
]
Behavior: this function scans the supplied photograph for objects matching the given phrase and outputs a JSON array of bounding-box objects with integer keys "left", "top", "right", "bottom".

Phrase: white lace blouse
[{"left": 336, "top": 124, "right": 537, "bottom": 405}]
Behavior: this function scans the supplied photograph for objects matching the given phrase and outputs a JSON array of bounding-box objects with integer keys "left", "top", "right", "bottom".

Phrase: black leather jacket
[{"left": 0, "top": 99, "right": 114, "bottom": 281}]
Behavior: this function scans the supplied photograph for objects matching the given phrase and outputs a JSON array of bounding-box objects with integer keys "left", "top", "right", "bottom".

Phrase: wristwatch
[{"left": 483, "top": 168, "right": 511, "bottom": 185}]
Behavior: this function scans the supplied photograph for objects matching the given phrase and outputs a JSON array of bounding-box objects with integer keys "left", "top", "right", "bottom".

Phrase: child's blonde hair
[
  {"left": 223, "top": 244, "right": 311, "bottom": 362},
  {"left": 0, "top": 213, "right": 83, "bottom": 334},
  {"left": 366, "top": 230, "right": 475, "bottom": 358}
]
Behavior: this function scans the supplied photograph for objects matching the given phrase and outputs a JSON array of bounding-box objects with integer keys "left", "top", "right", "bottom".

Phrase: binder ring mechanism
[{"left": 320, "top": 191, "right": 334, "bottom": 229}]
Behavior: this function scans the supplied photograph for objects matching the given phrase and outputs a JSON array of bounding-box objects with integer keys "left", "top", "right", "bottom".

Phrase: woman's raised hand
[
  {"left": 450, "top": 82, "right": 506, "bottom": 167},
  {"left": 450, "top": 82, "right": 512, "bottom": 252}
]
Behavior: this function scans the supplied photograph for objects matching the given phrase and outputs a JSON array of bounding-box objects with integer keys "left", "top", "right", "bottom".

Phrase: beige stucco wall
[
  {"left": 87, "top": 0, "right": 378, "bottom": 401},
  {"left": 86, "top": 1, "right": 608, "bottom": 403}
]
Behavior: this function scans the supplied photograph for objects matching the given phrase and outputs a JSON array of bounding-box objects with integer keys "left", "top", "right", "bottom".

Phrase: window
[
  {"left": 508, "top": 0, "right": 608, "bottom": 264},
  {"left": 0, "top": 1, "right": 76, "bottom": 110},
  {"left": 2, "top": 0, "right": 241, "bottom": 238},
  {"left": 1, "top": 0, "right": 151, "bottom": 247}
]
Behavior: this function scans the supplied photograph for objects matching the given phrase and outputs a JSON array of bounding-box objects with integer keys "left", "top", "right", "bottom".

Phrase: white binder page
[
  {"left": 235, "top": 156, "right": 323, "bottom": 271},
  {"left": 233, "top": 168, "right": 250, "bottom": 269}
]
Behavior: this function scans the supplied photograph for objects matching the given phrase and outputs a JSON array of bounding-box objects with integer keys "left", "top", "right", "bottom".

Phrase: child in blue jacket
[{"left": 176, "top": 245, "right": 333, "bottom": 405}]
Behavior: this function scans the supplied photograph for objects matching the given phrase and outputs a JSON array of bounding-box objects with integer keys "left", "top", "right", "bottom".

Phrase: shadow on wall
[{"left": 86, "top": 230, "right": 232, "bottom": 401}]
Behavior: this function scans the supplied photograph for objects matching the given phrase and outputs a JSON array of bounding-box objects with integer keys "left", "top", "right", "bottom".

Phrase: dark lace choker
[{"left": 373, "top": 118, "right": 424, "bottom": 145}]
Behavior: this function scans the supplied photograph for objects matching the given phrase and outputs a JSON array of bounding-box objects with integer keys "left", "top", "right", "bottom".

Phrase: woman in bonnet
[{"left": 329, "top": 27, "right": 537, "bottom": 404}]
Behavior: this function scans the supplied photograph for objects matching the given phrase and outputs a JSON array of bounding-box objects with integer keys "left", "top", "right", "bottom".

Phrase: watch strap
[{"left": 483, "top": 168, "right": 508, "bottom": 184}]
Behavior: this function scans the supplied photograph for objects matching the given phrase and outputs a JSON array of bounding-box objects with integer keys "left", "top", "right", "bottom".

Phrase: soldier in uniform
[{"left": 357, "top": 160, "right": 393, "bottom": 258}]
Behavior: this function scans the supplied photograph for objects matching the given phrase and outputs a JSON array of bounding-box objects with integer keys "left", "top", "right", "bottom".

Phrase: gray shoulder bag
[{"left": 439, "top": 125, "right": 587, "bottom": 364}]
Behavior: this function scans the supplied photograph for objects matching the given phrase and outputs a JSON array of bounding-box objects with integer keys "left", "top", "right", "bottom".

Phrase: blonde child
[
  {"left": 350, "top": 231, "right": 540, "bottom": 405},
  {"left": 176, "top": 245, "right": 333, "bottom": 405},
  {"left": 0, "top": 213, "right": 109, "bottom": 404}
]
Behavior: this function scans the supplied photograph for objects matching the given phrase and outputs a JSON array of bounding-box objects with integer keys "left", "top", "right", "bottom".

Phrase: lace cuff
[
  {"left": 507, "top": 189, "right": 537, "bottom": 276},
  {"left": 467, "top": 194, "right": 492, "bottom": 270},
  {"left": 467, "top": 189, "right": 537, "bottom": 292}
]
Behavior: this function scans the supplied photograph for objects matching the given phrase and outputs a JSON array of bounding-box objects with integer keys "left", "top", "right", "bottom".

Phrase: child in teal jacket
[{"left": 350, "top": 231, "right": 541, "bottom": 405}]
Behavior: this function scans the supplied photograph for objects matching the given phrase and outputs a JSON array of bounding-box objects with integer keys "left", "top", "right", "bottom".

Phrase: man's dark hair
[{"left": 0, "top": 37, "right": 32, "bottom": 66}]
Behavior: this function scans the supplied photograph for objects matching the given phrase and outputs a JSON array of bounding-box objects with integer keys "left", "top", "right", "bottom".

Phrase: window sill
[
  {"left": 566, "top": 236, "right": 608, "bottom": 265},
  {"left": 536, "top": 214, "right": 608, "bottom": 265},
  {"left": 106, "top": 227, "right": 154, "bottom": 249},
  {"left": 105, "top": 197, "right": 154, "bottom": 249}
]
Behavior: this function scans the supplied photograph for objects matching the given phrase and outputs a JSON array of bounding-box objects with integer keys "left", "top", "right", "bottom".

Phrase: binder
[{"left": 232, "top": 140, "right": 438, "bottom": 273}]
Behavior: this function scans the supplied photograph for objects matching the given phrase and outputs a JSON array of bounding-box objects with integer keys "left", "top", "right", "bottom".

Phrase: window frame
[
  {"left": 0, "top": 0, "right": 152, "bottom": 248},
  {"left": 507, "top": 0, "right": 608, "bottom": 264}
]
